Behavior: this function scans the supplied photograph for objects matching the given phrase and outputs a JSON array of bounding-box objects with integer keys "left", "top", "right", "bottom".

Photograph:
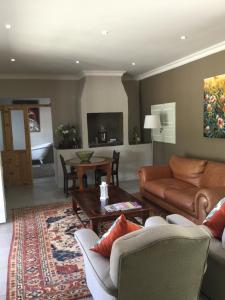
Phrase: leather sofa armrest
[
  {"left": 138, "top": 165, "right": 172, "bottom": 187},
  {"left": 195, "top": 187, "right": 225, "bottom": 215}
]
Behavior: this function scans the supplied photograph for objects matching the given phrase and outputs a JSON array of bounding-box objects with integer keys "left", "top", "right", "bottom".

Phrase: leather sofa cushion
[
  {"left": 165, "top": 187, "right": 200, "bottom": 213},
  {"left": 143, "top": 178, "right": 194, "bottom": 199},
  {"left": 169, "top": 155, "right": 207, "bottom": 187},
  {"left": 201, "top": 161, "right": 225, "bottom": 188}
]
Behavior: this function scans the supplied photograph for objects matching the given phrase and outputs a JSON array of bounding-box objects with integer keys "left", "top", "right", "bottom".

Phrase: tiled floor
[
  {"left": 0, "top": 177, "right": 209, "bottom": 300},
  {"left": 0, "top": 177, "right": 139, "bottom": 300}
]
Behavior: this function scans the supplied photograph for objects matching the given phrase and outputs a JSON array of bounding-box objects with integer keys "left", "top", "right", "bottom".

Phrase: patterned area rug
[
  {"left": 7, "top": 202, "right": 94, "bottom": 300},
  {"left": 7, "top": 197, "right": 167, "bottom": 300}
]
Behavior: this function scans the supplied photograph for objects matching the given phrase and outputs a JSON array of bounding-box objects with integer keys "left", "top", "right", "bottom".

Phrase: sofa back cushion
[
  {"left": 201, "top": 161, "right": 225, "bottom": 188},
  {"left": 169, "top": 155, "right": 207, "bottom": 187}
]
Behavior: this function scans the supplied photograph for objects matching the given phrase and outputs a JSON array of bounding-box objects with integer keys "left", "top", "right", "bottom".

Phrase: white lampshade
[{"left": 144, "top": 115, "right": 161, "bottom": 129}]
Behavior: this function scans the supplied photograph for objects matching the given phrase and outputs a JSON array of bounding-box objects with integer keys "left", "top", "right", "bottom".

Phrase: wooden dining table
[{"left": 65, "top": 156, "right": 111, "bottom": 191}]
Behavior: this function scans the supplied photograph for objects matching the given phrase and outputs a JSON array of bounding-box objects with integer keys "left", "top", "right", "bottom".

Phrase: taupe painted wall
[
  {"left": 140, "top": 50, "right": 225, "bottom": 164},
  {"left": 0, "top": 79, "right": 80, "bottom": 144},
  {"left": 0, "top": 78, "right": 141, "bottom": 148},
  {"left": 122, "top": 79, "right": 141, "bottom": 143}
]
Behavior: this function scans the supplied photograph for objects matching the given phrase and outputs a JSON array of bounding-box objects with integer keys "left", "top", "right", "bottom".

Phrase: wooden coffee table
[{"left": 72, "top": 185, "right": 151, "bottom": 234}]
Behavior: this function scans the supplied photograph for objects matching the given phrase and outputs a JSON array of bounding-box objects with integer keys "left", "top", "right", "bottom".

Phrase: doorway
[
  {"left": 0, "top": 105, "right": 32, "bottom": 185},
  {"left": 0, "top": 98, "right": 54, "bottom": 186},
  {"left": 29, "top": 105, "right": 54, "bottom": 180}
]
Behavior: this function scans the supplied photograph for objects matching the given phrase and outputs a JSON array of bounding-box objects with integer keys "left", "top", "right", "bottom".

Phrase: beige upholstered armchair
[{"left": 75, "top": 216, "right": 211, "bottom": 300}]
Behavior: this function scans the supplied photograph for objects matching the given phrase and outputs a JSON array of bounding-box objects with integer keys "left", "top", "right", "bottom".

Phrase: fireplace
[{"left": 87, "top": 112, "right": 123, "bottom": 147}]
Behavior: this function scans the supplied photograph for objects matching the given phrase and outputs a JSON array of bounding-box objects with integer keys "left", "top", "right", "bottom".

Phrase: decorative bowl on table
[{"left": 76, "top": 151, "right": 94, "bottom": 162}]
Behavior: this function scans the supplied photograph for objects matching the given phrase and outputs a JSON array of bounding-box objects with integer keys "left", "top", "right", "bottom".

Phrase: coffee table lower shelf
[
  {"left": 72, "top": 186, "right": 151, "bottom": 234},
  {"left": 88, "top": 211, "right": 149, "bottom": 233}
]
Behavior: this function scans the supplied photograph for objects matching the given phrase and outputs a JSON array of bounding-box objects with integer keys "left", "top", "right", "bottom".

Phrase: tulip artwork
[{"left": 204, "top": 74, "right": 225, "bottom": 138}]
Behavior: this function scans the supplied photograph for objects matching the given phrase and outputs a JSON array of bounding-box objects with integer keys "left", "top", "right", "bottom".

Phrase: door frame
[
  {"left": 0, "top": 103, "right": 52, "bottom": 186},
  {"left": 0, "top": 152, "right": 6, "bottom": 223}
]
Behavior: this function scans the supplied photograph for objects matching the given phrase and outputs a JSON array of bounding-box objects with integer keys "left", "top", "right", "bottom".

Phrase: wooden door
[{"left": 0, "top": 105, "right": 32, "bottom": 186}]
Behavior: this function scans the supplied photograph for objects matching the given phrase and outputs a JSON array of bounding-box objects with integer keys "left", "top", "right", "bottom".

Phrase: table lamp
[{"left": 144, "top": 115, "right": 161, "bottom": 164}]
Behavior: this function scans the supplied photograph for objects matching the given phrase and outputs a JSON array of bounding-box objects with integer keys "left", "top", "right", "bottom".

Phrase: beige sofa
[
  {"left": 167, "top": 214, "right": 225, "bottom": 300},
  {"left": 139, "top": 155, "right": 225, "bottom": 224}
]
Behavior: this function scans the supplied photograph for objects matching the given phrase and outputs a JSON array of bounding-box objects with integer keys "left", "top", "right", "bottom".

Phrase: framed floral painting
[
  {"left": 204, "top": 74, "right": 225, "bottom": 138},
  {"left": 28, "top": 108, "right": 40, "bottom": 132}
]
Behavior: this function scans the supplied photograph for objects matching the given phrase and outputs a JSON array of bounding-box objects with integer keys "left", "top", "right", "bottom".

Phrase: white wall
[
  {"left": 0, "top": 152, "right": 6, "bottom": 223},
  {"left": 30, "top": 107, "right": 53, "bottom": 147},
  {"left": 79, "top": 76, "right": 129, "bottom": 148},
  {"left": 54, "top": 144, "right": 152, "bottom": 188}
]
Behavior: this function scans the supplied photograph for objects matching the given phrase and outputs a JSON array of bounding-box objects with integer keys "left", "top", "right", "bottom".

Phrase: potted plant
[{"left": 55, "top": 124, "right": 81, "bottom": 149}]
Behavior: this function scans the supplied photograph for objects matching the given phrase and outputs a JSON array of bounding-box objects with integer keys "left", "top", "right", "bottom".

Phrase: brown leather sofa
[{"left": 138, "top": 155, "right": 225, "bottom": 224}]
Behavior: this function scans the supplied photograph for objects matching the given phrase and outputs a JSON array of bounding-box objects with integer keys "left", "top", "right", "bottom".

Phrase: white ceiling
[{"left": 1, "top": 0, "right": 225, "bottom": 78}]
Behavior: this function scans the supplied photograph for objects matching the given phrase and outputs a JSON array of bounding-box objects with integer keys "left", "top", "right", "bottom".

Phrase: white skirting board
[
  {"left": 0, "top": 152, "right": 6, "bottom": 223},
  {"left": 54, "top": 144, "right": 152, "bottom": 188}
]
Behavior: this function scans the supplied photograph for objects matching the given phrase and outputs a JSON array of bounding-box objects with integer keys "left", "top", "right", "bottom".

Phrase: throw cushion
[
  {"left": 169, "top": 155, "right": 207, "bottom": 187},
  {"left": 203, "top": 198, "right": 225, "bottom": 239},
  {"left": 200, "top": 161, "right": 225, "bottom": 188},
  {"left": 90, "top": 214, "right": 141, "bottom": 257}
]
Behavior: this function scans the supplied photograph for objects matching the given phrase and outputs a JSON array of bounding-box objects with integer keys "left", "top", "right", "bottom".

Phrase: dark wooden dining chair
[
  {"left": 60, "top": 154, "right": 87, "bottom": 197},
  {"left": 95, "top": 150, "right": 120, "bottom": 186}
]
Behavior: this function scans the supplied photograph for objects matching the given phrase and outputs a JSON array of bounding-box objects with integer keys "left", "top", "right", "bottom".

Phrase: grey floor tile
[
  {"left": 0, "top": 234, "right": 12, "bottom": 249},
  {"left": 0, "top": 222, "right": 13, "bottom": 234},
  {"left": 120, "top": 179, "right": 139, "bottom": 194},
  {"left": 0, "top": 267, "right": 7, "bottom": 297},
  {"left": 0, "top": 248, "right": 10, "bottom": 269}
]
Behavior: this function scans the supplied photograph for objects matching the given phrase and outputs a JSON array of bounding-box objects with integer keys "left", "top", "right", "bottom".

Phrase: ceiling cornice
[
  {"left": 0, "top": 70, "right": 127, "bottom": 80},
  {"left": 136, "top": 40, "right": 225, "bottom": 80},
  {"left": 0, "top": 74, "right": 80, "bottom": 80},
  {"left": 80, "top": 70, "right": 126, "bottom": 77}
]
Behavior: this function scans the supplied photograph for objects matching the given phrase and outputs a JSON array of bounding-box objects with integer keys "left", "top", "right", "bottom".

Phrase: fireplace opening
[{"left": 87, "top": 112, "right": 123, "bottom": 147}]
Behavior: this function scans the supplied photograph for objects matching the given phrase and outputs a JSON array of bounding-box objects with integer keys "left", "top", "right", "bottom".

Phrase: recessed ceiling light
[
  {"left": 10, "top": 58, "right": 16, "bottom": 62},
  {"left": 76, "top": 60, "right": 80, "bottom": 64},
  {"left": 101, "top": 29, "right": 109, "bottom": 36},
  {"left": 131, "top": 62, "right": 136, "bottom": 66},
  {"left": 180, "top": 35, "right": 186, "bottom": 40},
  {"left": 5, "top": 24, "right": 11, "bottom": 29}
]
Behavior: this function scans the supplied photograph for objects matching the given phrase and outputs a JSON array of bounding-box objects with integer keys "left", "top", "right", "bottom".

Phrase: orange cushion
[
  {"left": 203, "top": 198, "right": 225, "bottom": 239},
  {"left": 90, "top": 214, "right": 142, "bottom": 257},
  {"left": 169, "top": 155, "right": 207, "bottom": 187}
]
